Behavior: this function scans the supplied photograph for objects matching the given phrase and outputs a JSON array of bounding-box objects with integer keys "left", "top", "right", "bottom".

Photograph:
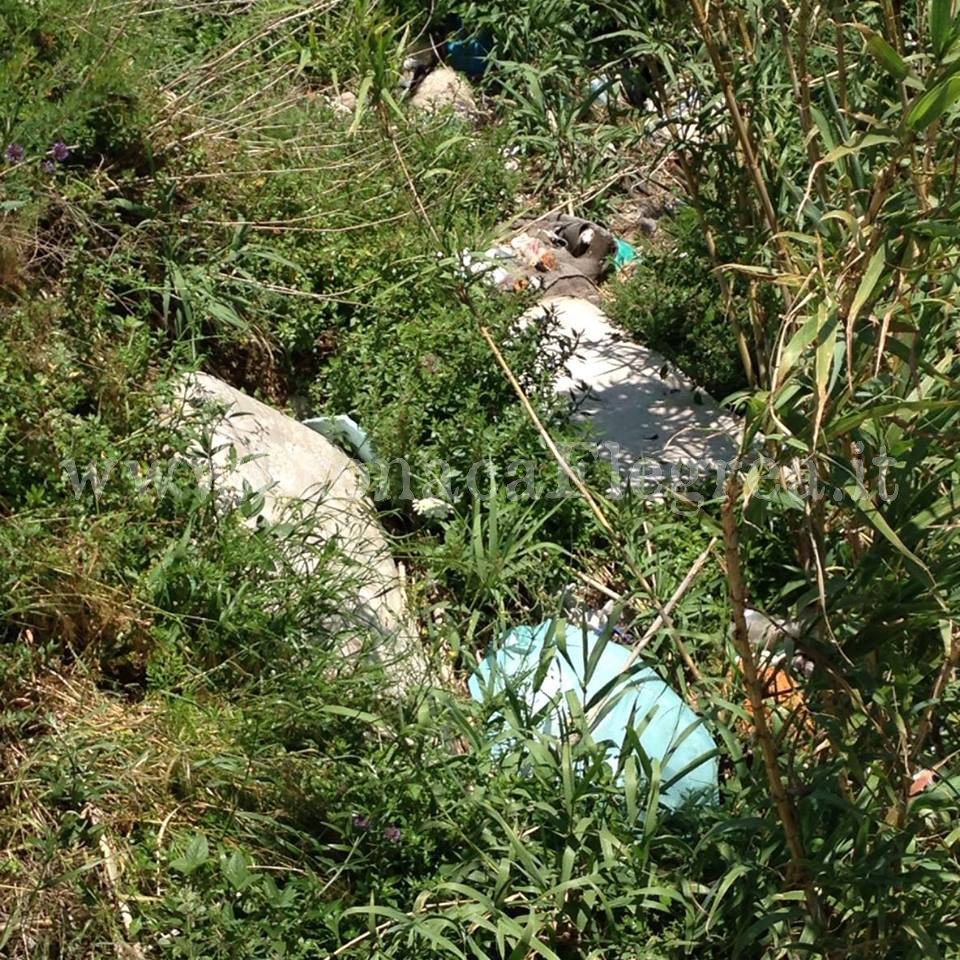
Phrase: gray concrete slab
[{"left": 535, "top": 297, "right": 742, "bottom": 493}]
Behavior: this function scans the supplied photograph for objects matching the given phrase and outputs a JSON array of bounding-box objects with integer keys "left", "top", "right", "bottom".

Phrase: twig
[
  {"left": 327, "top": 919, "right": 394, "bottom": 958},
  {"left": 631, "top": 538, "right": 717, "bottom": 663},
  {"left": 573, "top": 570, "right": 624, "bottom": 603},
  {"left": 477, "top": 327, "right": 612, "bottom": 536},
  {"left": 584, "top": 539, "right": 716, "bottom": 727}
]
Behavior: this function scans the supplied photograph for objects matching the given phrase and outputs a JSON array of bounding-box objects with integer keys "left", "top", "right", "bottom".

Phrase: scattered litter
[
  {"left": 745, "top": 652, "right": 810, "bottom": 723},
  {"left": 303, "top": 414, "right": 377, "bottom": 464},
  {"left": 412, "top": 496, "right": 453, "bottom": 520},
  {"left": 509, "top": 232, "right": 548, "bottom": 267},
  {"left": 176, "top": 375, "right": 422, "bottom": 687},
  {"left": 409, "top": 66, "right": 477, "bottom": 119},
  {"left": 447, "top": 32, "right": 491, "bottom": 77},
  {"left": 740, "top": 609, "right": 813, "bottom": 731},
  {"left": 330, "top": 90, "right": 358, "bottom": 117},
  {"left": 462, "top": 215, "right": 618, "bottom": 302},
  {"left": 469, "top": 620, "right": 719, "bottom": 810},
  {"left": 400, "top": 46, "right": 438, "bottom": 96},
  {"left": 614, "top": 237, "right": 638, "bottom": 269},
  {"left": 745, "top": 608, "right": 801, "bottom": 652},
  {"left": 501, "top": 144, "right": 521, "bottom": 171},
  {"left": 532, "top": 296, "right": 742, "bottom": 480},
  {"left": 588, "top": 74, "right": 621, "bottom": 107}
]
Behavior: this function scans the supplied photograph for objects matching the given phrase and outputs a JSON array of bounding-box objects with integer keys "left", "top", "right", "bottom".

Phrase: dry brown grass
[{"left": 0, "top": 669, "right": 234, "bottom": 958}]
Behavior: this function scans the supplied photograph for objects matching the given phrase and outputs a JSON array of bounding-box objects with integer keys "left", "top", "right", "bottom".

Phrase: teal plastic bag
[
  {"left": 469, "top": 621, "right": 718, "bottom": 809},
  {"left": 614, "top": 237, "right": 638, "bottom": 269}
]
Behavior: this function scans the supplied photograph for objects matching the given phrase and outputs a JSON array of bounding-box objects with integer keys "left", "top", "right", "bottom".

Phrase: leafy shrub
[{"left": 607, "top": 206, "right": 748, "bottom": 400}]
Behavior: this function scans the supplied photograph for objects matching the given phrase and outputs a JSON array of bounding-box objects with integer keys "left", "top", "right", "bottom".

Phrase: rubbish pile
[
  {"left": 463, "top": 214, "right": 636, "bottom": 302},
  {"left": 408, "top": 65, "right": 477, "bottom": 119},
  {"left": 316, "top": 22, "right": 736, "bottom": 801}
]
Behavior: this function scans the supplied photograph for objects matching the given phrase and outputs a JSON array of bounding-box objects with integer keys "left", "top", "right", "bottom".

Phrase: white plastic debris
[
  {"left": 303, "top": 414, "right": 377, "bottom": 464},
  {"left": 412, "top": 497, "right": 452, "bottom": 520},
  {"left": 509, "top": 232, "right": 545, "bottom": 267}
]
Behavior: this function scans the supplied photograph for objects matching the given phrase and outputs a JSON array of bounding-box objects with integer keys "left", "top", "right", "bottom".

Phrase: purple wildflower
[
  {"left": 352, "top": 814, "right": 370, "bottom": 831},
  {"left": 51, "top": 141, "right": 70, "bottom": 162},
  {"left": 383, "top": 825, "right": 402, "bottom": 843},
  {"left": 42, "top": 159, "right": 55, "bottom": 174},
  {"left": 5, "top": 143, "right": 25, "bottom": 164}
]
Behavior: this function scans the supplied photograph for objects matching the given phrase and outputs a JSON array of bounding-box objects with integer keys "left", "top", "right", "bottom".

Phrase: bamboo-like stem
[
  {"left": 648, "top": 64, "right": 757, "bottom": 387},
  {"left": 797, "top": 0, "right": 830, "bottom": 206},
  {"left": 689, "top": 0, "right": 795, "bottom": 275},
  {"left": 777, "top": 1, "right": 803, "bottom": 105},
  {"left": 722, "top": 471, "right": 824, "bottom": 928},
  {"left": 880, "top": 0, "right": 906, "bottom": 53},
  {"left": 746, "top": 281, "right": 769, "bottom": 386},
  {"left": 834, "top": 10, "right": 849, "bottom": 114}
]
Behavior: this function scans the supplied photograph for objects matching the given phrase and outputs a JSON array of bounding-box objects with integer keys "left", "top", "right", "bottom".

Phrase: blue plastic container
[
  {"left": 447, "top": 34, "right": 492, "bottom": 78},
  {"left": 469, "top": 621, "right": 719, "bottom": 810}
]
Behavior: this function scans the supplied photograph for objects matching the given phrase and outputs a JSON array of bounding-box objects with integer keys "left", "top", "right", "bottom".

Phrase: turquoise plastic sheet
[
  {"left": 469, "top": 621, "right": 719, "bottom": 810},
  {"left": 614, "top": 237, "right": 639, "bottom": 269}
]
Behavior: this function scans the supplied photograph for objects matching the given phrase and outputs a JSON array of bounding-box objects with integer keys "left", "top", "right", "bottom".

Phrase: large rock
[
  {"left": 173, "top": 374, "right": 424, "bottom": 687},
  {"left": 409, "top": 66, "right": 476, "bottom": 119}
]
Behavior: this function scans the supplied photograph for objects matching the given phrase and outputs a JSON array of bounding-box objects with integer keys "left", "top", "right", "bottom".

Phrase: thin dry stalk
[
  {"left": 722, "top": 471, "right": 824, "bottom": 928},
  {"left": 585, "top": 538, "right": 717, "bottom": 727},
  {"left": 689, "top": 0, "right": 795, "bottom": 274}
]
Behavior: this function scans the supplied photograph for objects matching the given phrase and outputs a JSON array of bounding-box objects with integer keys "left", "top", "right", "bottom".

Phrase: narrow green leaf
[
  {"left": 848, "top": 246, "right": 887, "bottom": 325},
  {"left": 809, "top": 104, "right": 837, "bottom": 152},
  {"left": 584, "top": 622, "right": 611, "bottom": 685},
  {"left": 779, "top": 313, "right": 820, "bottom": 381},
  {"left": 434, "top": 882, "right": 495, "bottom": 912},
  {"left": 827, "top": 397, "right": 960, "bottom": 435},
  {"left": 623, "top": 755, "right": 639, "bottom": 826},
  {"left": 206, "top": 300, "right": 245, "bottom": 330},
  {"left": 908, "top": 74, "right": 960, "bottom": 130},
  {"left": 560, "top": 741, "right": 574, "bottom": 818},
  {"left": 843, "top": 481, "right": 935, "bottom": 586},
  {"left": 643, "top": 758, "right": 661, "bottom": 837},
  {"left": 317, "top": 704, "right": 381, "bottom": 724},
  {"left": 823, "top": 134, "right": 897, "bottom": 164},
  {"left": 706, "top": 864, "right": 750, "bottom": 931},
  {"left": 349, "top": 74, "right": 374, "bottom": 135},
  {"left": 814, "top": 305, "right": 839, "bottom": 444},
  {"left": 931, "top": 0, "right": 956, "bottom": 57},
  {"left": 865, "top": 32, "right": 909, "bottom": 80}
]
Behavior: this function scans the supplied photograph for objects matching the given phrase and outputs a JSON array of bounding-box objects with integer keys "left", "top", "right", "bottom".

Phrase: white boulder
[
  {"left": 409, "top": 66, "right": 476, "bottom": 119},
  {"left": 172, "top": 373, "right": 424, "bottom": 688}
]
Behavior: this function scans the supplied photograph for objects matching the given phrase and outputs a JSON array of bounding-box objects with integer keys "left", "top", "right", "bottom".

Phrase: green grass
[{"left": 3, "top": 0, "right": 960, "bottom": 958}]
